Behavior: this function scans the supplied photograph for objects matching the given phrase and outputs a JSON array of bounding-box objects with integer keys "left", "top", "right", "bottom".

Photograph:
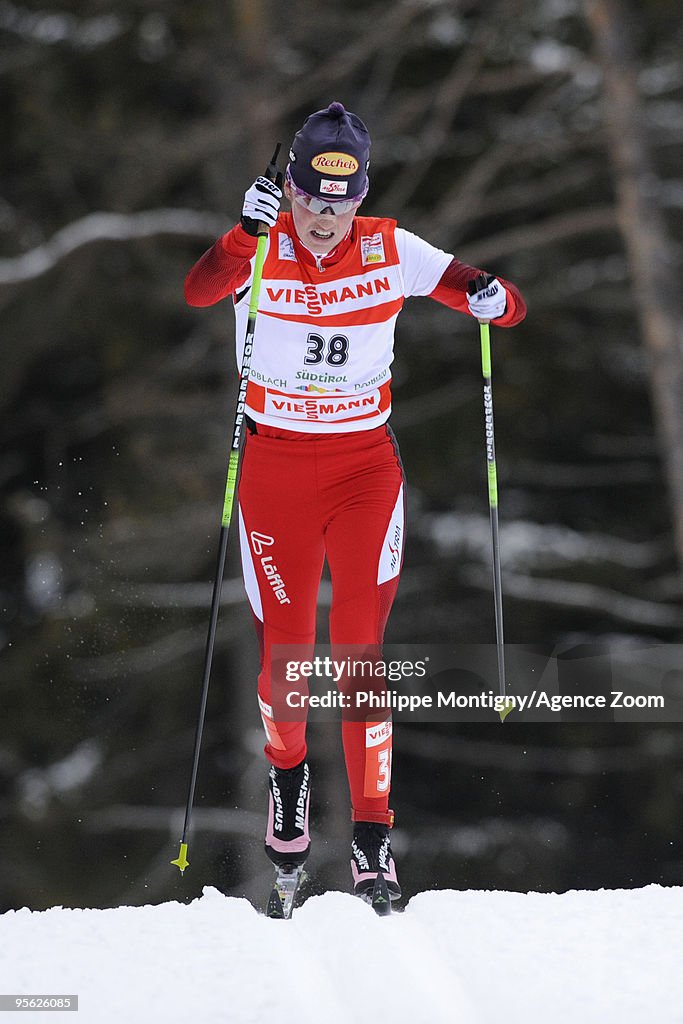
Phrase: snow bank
[{"left": 2, "top": 885, "right": 682, "bottom": 1023}]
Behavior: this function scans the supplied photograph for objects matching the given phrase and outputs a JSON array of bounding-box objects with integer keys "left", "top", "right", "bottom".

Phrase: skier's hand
[
  {"left": 466, "top": 275, "right": 506, "bottom": 321},
  {"left": 241, "top": 176, "right": 282, "bottom": 236}
]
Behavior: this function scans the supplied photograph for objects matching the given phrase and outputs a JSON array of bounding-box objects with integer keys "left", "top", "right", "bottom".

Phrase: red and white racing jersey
[{"left": 234, "top": 213, "right": 452, "bottom": 433}]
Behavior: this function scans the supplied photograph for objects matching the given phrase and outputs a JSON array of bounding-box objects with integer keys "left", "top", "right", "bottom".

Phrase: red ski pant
[{"left": 238, "top": 422, "right": 405, "bottom": 826}]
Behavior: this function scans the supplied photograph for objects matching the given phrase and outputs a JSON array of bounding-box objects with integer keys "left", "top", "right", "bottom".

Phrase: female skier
[{"left": 185, "top": 101, "right": 526, "bottom": 903}]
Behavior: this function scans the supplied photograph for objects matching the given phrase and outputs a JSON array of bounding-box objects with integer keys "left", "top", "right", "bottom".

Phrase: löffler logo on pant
[
  {"left": 250, "top": 531, "right": 274, "bottom": 555},
  {"left": 250, "top": 531, "right": 291, "bottom": 605}
]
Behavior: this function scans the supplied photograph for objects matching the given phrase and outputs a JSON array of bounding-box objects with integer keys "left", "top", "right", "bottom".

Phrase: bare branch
[
  {"left": 465, "top": 567, "right": 681, "bottom": 629},
  {"left": 379, "top": 4, "right": 497, "bottom": 211},
  {"left": 455, "top": 205, "right": 618, "bottom": 265},
  {"left": 0, "top": 1, "right": 128, "bottom": 50},
  {"left": 0, "top": 209, "right": 225, "bottom": 285}
]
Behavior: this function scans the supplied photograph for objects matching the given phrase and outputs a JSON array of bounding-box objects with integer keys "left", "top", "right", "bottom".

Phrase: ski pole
[
  {"left": 172, "top": 144, "right": 282, "bottom": 874},
  {"left": 467, "top": 274, "right": 512, "bottom": 722}
]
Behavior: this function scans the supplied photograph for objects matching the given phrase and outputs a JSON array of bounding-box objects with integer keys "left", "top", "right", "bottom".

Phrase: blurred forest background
[{"left": 2, "top": 0, "right": 683, "bottom": 913}]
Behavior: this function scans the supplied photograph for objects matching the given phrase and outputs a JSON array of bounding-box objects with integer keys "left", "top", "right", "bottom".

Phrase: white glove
[
  {"left": 467, "top": 276, "right": 506, "bottom": 321},
  {"left": 241, "top": 176, "right": 282, "bottom": 232}
]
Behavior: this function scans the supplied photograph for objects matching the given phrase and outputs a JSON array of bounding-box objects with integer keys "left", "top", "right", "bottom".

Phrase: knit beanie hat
[{"left": 287, "top": 101, "right": 370, "bottom": 201}]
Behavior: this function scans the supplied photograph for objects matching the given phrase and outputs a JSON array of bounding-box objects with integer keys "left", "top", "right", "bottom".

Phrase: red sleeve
[
  {"left": 184, "top": 223, "right": 258, "bottom": 307},
  {"left": 429, "top": 257, "right": 527, "bottom": 327}
]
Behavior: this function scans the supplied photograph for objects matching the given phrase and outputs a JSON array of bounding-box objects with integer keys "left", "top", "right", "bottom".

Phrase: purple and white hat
[{"left": 287, "top": 101, "right": 370, "bottom": 202}]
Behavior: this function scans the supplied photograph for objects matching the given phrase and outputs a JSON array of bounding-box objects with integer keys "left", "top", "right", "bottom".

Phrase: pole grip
[
  {"left": 467, "top": 272, "right": 494, "bottom": 325},
  {"left": 467, "top": 272, "right": 490, "bottom": 296},
  {"left": 256, "top": 143, "right": 283, "bottom": 238}
]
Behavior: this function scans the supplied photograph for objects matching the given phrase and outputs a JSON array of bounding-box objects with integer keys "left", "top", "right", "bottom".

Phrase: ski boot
[
  {"left": 265, "top": 760, "right": 310, "bottom": 919},
  {"left": 265, "top": 759, "right": 311, "bottom": 867},
  {"left": 351, "top": 821, "right": 401, "bottom": 914}
]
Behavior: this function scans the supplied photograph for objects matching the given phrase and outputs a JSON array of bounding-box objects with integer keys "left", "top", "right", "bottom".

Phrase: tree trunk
[{"left": 585, "top": 0, "right": 683, "bottom": 569}]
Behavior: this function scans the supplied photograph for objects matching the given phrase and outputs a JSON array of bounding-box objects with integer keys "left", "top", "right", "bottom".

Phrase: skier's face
[{"left": 285, "top": 181, "right": 359, "bottom": 255}]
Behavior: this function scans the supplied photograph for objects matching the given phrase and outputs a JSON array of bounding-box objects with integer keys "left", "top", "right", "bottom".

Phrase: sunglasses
[{"left": 285, "top": 167, "right": 367, "bottom": 216}]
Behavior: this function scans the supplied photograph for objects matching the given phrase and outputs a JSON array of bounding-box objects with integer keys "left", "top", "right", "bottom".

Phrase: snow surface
[{"left": 2, "top": 884, "right": 683, "bottom": 1023}]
